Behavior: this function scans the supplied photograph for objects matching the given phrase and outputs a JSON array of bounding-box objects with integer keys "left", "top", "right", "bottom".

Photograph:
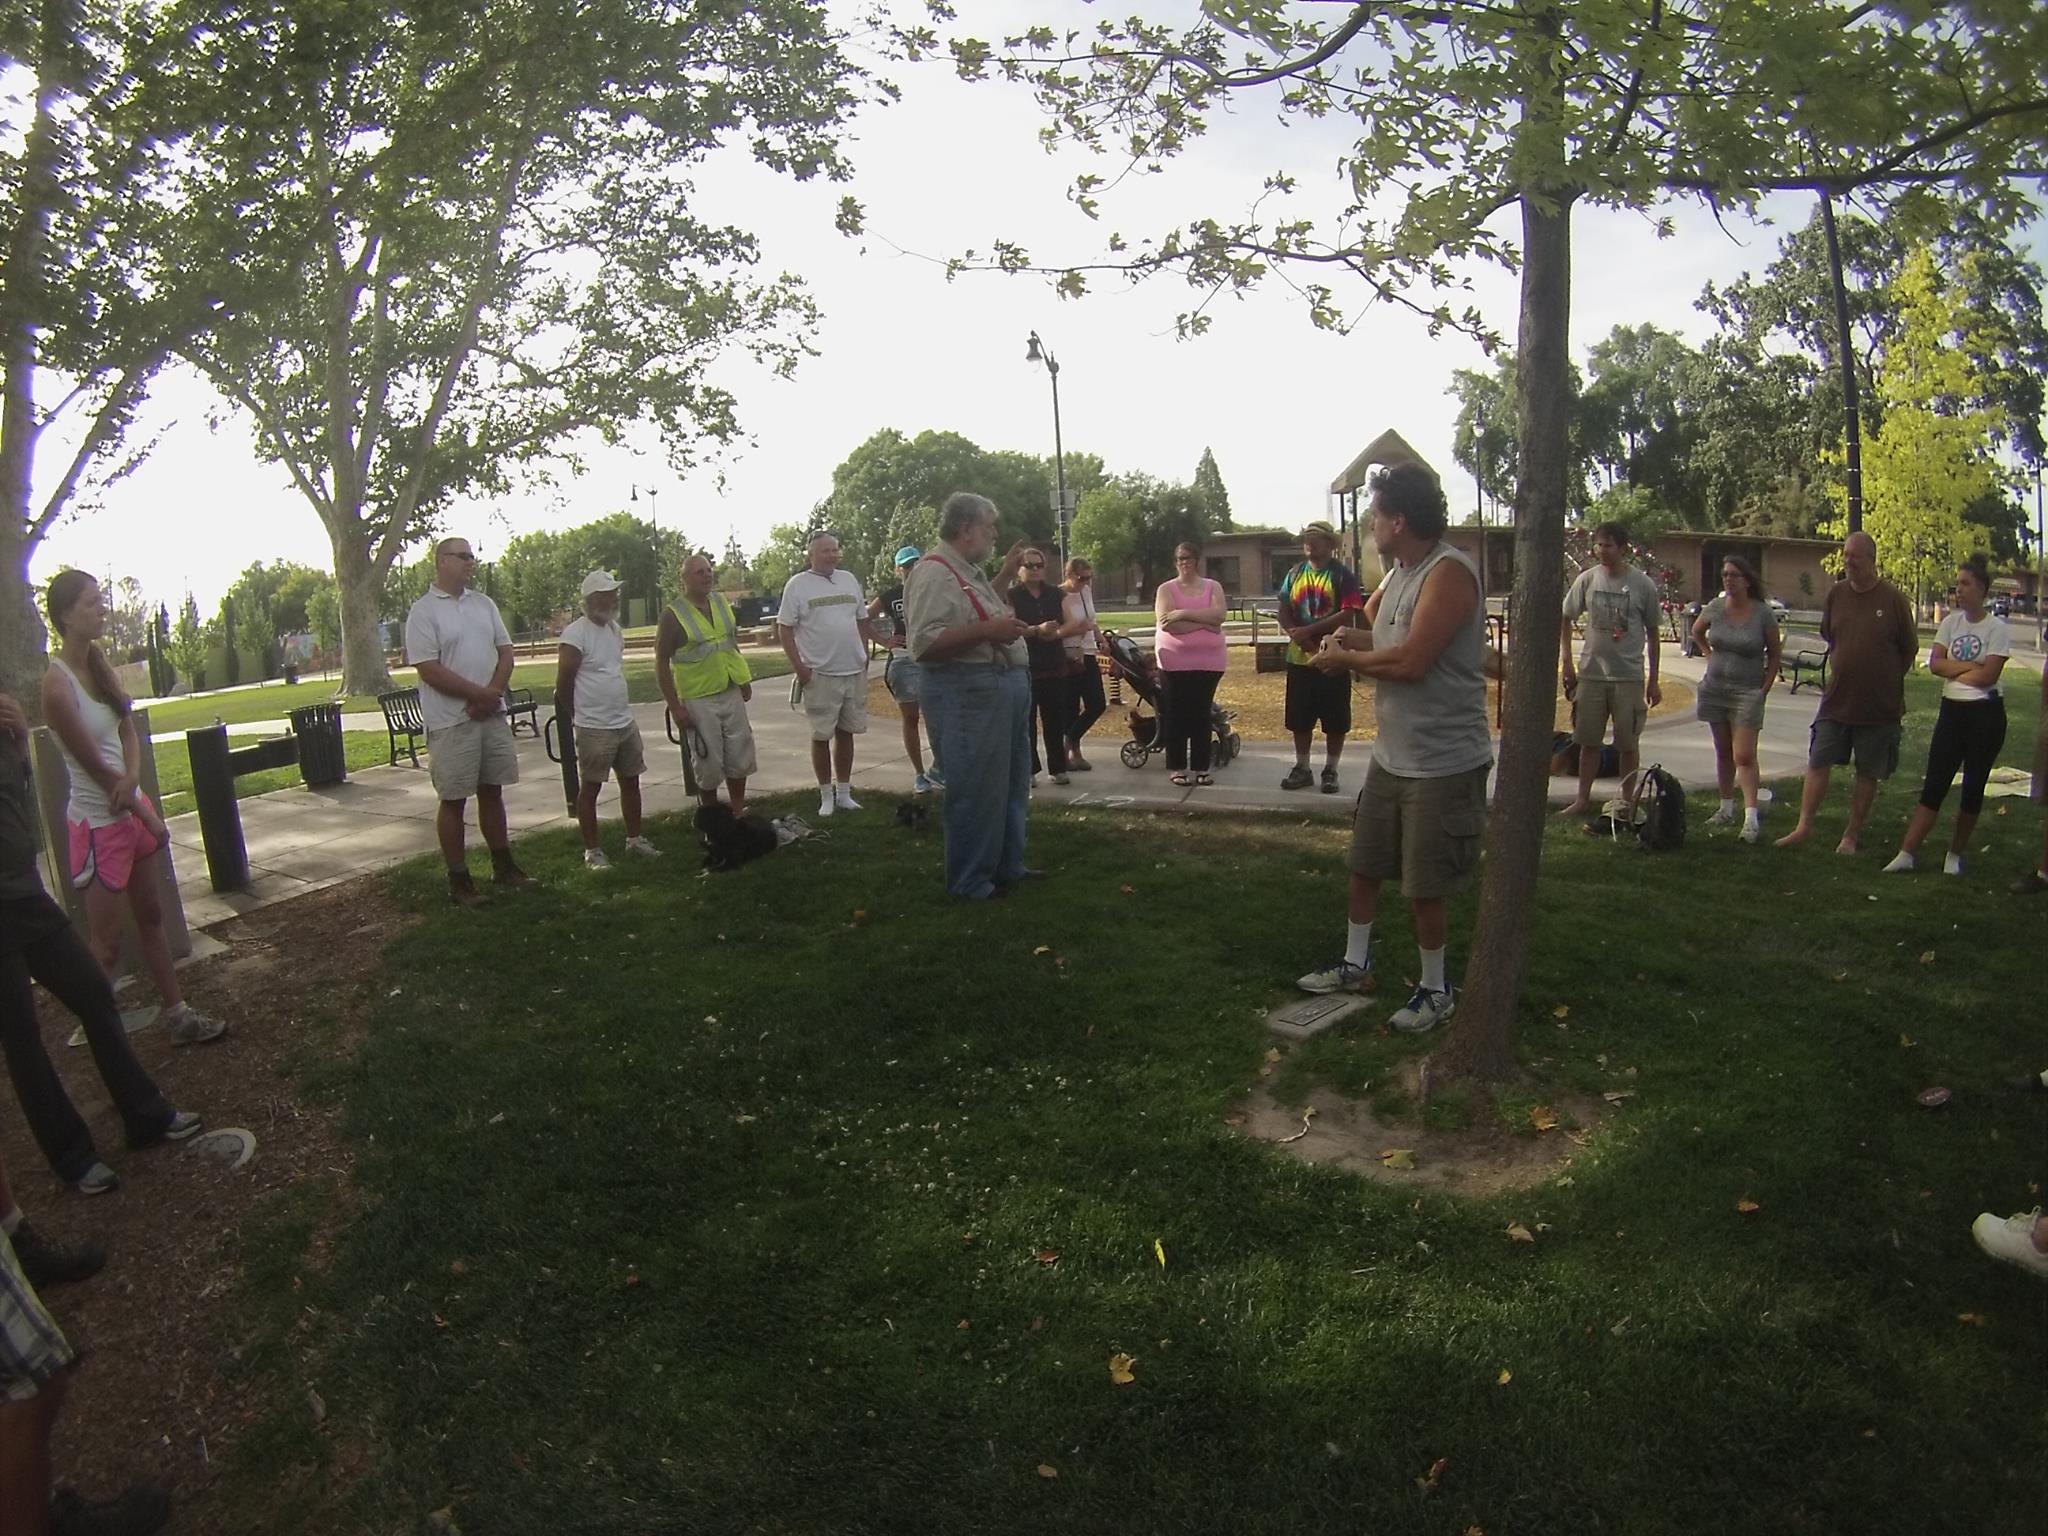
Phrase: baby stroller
[{"left": 1099, "top": 629, "right": 1242, "bottom": 771}]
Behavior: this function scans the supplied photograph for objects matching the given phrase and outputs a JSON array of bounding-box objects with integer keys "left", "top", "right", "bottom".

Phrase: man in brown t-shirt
[{"left": 1777, "top": 532, "right": 1919, "bottom": 853}]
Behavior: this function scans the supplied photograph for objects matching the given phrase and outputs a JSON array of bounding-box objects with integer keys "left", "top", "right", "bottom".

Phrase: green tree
[
  {"left": 919, "top": 0, "right": 2048, "bottom": 1086},
  {"left": 1068, "top": 473, "right": 1214, "bottom": 596},
  {"left": 268, "top": 565, "right": 333, "bottom": 638},
  {"left": 749, "top": 520, "right": 815, "bottom": 599},
  {"left": 1192, "top": 446, "right": 1233, "bottom": 528},
  {"left": 1826, "top": 247, "right": 2012, "bottom": 613},
  {"left": 824, "top": 428, "right": 1068, "bottom": 582},
  {"left": 307, "top": 580, "right": 343, "bottom": 673},
  {"left": 165, "top": 593, "right": 210, "bottom": 691},
  {"left": 166, "top": 0, "right": 879, "bottom": 695}
]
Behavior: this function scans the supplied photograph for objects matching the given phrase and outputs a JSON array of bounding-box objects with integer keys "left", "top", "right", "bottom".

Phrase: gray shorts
[
  {"left": 1809, "top": 717, "right": 1901, "bottom": 780},
  {"left": 575, "top": 721, "right": 645, "bottom": 786},
  {"left": 803, "top": 671, "right": 869, "bottom": 740},
  {"left": 682, "top": 686, "right": 757, "bottom": 786},
  {"left": 1348, "top": 760, "right": 1491, "bottom": 899},
  {"left": 427, "top": 716, "right": 521, "bottom": 801},
  {"left": 1696, "top": 684, "right": 1767, "bottom": 731},
  {"left": 1574, "top": 678, "right": 1648, "bottom": 754}
]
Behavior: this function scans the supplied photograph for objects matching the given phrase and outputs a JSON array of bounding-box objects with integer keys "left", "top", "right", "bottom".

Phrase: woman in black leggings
[{"left": 1884, "top": 557, "right": 2011, "bottom": 877}]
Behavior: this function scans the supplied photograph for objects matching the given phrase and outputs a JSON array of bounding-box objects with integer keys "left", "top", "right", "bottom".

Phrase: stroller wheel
[{"left": 1120, "top": 739, "right": 1149, "bottom": 770}]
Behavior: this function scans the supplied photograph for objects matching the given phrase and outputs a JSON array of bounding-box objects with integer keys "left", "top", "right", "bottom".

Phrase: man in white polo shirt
[
  {"left": 557, "top": 569, "right": 661, "bottom": 871},
  {"left": 404, "top": 535, "right": 538, "bottom": 907},
  {"left": 777, "top": 532, "right": 875, "bottom": 818}
]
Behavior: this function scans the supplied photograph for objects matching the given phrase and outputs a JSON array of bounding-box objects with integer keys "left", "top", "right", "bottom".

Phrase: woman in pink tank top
[{"left": 1152, "top": 543, "right": 1229, "bottom": 785}]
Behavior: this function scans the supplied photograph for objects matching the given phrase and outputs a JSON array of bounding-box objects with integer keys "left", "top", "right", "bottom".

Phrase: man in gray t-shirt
[{"left": 1558, "top": 521, "right": 1664, "bottom": 817}]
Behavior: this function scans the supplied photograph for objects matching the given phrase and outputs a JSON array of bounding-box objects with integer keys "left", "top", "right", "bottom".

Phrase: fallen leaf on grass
[
  {"left": 1552, "top": 1004, "right": 1570, "bottom": 1019},
  {"left": 1496, "top": 1368, "right": 1512, "bottom": 1386},
  {"left": 734, "top": 1114, "right": 756, "bottom": 1125},
  {"left": 1919, "top": 950, "right": 1936, "bottom": 966},
  {"left": 1154, "top": 1239, "right": 1168, "bottom": 1270},
  {"left": 1832, "top": 971, "right": 1849, "bottom": 983},
  {"left": 1899, "top": 1033, "right": 1916, "bottom": 1048},
  {"left": 1032, "top": 945, "right": 1052, "bottom": 956},
  {"left": 1108, "top": 1352, "right": 1136, "bottom": 1385},
  {"left": 1416, "top": 1456, "right": 1448, "bottom": 1494},
  {"left": 1565, "top": 1130, "right": 1592, "bottom": 1147},
  {"left": 1529, "top": 1105, "right": 1559, "bottom": 1132},
  {"left": 1221, "top": 1110, "right": 1248, "bottom": 1128},
  {"left": 1736, "top": 1198, "right": 1761, "bottom": 1213},
  {"left": 1037, "top": 1463, "right": 1059, "bottom": 1479},
  {"left": 1506, "top": 1223, "right": 1535, "bottom": 1243},
  {"left": 1264, "top": 1047, "right": 1282, "bottom": 1063},
  {"left": 1610, "top": 1315, "right": 1631, "bottom": 1336},
  {"left": 1379, "top": 1148, "right": 1416, "bottom": 1170},
  {"left": 1601, "top": 1091, "right": 1635, "bottom": 1104},
  {"left": 449, "top": 1259, "right": 467, "bottom": 1276},
  {"left": 1277, "top": 1107, "right": 1317, "bottom": 1144},
  {"left": 1033, "top": 1249, "right": 1060, "bottom": 1267},
  {"left": 1958, "top": 1312, "right": 1986, "bottom": 1327},
  {"left": 1118, "top": 884, "right": 1135, "bottom": 894}
]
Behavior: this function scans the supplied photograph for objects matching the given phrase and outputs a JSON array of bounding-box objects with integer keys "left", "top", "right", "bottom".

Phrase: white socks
[
  {"left": 1742, "top": 806, "right": 1761, "bottom": 831},
  {"left": 1346, "top": 921, "right": 1372, "bottom": 968},
  {"left": 1943, "top": 852, "right": 1963, "bottom": 876},
  {"left": 1419, "top": 946, "right": 1447, "bottom": 994},
  {"left": 834, "top": 782, "right": 859, "bottom": 809},
  {"left": 1720, "top": 798, "right": 1736, "bottom": 817},
  {"left": 1882, "top": 852, "right": 1914, "bottom": 873}
]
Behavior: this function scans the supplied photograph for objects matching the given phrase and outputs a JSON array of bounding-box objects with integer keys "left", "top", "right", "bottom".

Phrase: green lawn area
[
  {"left": 149, "top": 732, "right": 397, "bottom": 819},
  {"left": 217, "top": 676, "right": 2043, "bottom": 1533}
]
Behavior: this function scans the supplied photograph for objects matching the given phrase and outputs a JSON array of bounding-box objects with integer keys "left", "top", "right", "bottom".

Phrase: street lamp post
[{"left": 1025, "top": 331, "right": 1070, "bottom": 568}]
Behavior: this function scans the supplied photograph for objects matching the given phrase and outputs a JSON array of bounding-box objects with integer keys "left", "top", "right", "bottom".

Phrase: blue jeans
[{"left": 920, "top": 664, "right": 1032, "bottom": 898}]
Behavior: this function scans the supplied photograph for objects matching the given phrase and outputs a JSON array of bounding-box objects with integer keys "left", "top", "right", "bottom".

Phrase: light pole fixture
[{"left": 1026, "top": 331, "right": 1070, "bottom": 568}]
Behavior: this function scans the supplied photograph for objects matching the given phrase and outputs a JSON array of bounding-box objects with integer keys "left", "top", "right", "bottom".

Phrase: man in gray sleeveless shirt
[{"left": 1295, "top": 463, "right": 1494, "bottom": 1034}]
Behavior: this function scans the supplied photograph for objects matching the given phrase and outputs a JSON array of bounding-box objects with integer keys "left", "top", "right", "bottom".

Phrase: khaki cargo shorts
[
  {"left": 1574, "top": 677, "right": 1648, "bottom": 755},
  {"left": 427, "top": 716, "right": 521, "bottom": 802},
  {"left": 682, "top": 687, "right": 757, "bottom": 785},
  {"left": 575, "top": 721, "right": 646, "bottom": 786},
  {"left": 1348, "top": 760, "right": 1491, "bottom": 899}
]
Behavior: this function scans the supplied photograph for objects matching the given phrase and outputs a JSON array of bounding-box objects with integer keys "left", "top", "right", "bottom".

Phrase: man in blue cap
[{"left": 870, "top": 545, "right": 941, "bottom": 794}]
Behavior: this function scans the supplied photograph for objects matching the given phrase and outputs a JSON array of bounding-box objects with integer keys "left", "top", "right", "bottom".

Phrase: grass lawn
[
  {"left": 149, "top": 732, "right": 398, "bottom": 819},
  {"left": 214, "top": 674, "right": 2045, "bottom": 1534}
]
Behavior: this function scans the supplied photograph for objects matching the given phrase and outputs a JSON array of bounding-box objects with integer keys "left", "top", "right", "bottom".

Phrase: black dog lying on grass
[{"left": 694, "top": 800, "right": 779, "bottom": 872}]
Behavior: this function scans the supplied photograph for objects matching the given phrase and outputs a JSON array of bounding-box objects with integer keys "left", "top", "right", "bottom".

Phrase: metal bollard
[
  {"left": 186, "top": 724, "right": 248, "bottom": 892},
  {"left": 544, "top": 712, "right": 580, "bottom": 812},
  {"left": 664, "top": 707, "right": 700, "bottom": 798}
]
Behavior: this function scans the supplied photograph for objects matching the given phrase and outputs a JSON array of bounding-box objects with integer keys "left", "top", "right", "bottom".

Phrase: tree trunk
[
  {"left": 1429, "top": 183, "right": 1576, "bottom": 1086},
  {"left": 1819, "top": 190, "right": 1863, "bottom": 534},
  {"left": 333, "top": 526, "right": 394, "bottom": 695}
]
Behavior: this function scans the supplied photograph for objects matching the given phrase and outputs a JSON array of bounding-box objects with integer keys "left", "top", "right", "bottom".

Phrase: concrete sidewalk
[{"left": 162, "top": 650, "right": 2043, "bottom": 929}]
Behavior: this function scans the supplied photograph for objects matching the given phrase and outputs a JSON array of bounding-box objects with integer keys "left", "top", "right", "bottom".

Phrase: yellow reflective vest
[{"left": 669, "top": 592, "right": 752, "bottom": 699}]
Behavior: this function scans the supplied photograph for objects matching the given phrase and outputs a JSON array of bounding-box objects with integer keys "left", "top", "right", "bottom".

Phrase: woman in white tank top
[{"left": 40, "top": 571, "right": 226, "bottom": 1047}]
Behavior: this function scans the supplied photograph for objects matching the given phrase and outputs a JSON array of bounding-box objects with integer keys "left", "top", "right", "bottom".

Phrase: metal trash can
[{"left": 289, "top": 702, "right": 348, "bottom": 787}]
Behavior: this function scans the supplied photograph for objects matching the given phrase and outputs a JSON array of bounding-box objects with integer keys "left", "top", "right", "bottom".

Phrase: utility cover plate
[
  {"left": 188, "top": 1127, "right": 256, "bottom": 1171},
  {"left": 1267, "top": 994, "right": 1367, "bottom": 1041}
]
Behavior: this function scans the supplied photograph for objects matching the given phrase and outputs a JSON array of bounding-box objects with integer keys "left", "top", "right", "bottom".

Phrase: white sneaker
[
  {"left": 1295, "top": 958, "right": 1372, "bottom": 995},
  {"left": 1943, "top": 853, "right": 1964, "bottom": 877},
  {"left": 817, "top": 788, "right": 836, "bottom": 819},
  {"left": 584, "top": 848, "right": 613, "bottom": 870},
  {"left": 1390, "top": 986, "right": 1455, "bottom": 1034},
  {"left": 1740, "top": 820, "right": 1762, "bottom": 844},
  {"left": 1706, "top": 806, "right": 1737, "bottom": 828},
  {"left": 834, "top": 784, "right": 861, "bottom": 810},
  {"left": 625, "top": 836, "right": 662, "bottom": 859},
  {"left": 1972, "top": 1208, "right": 2048, "bottom": 1280}
]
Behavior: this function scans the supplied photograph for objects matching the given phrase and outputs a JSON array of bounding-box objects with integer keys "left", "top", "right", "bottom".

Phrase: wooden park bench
[
  {"left": 378, "top": 687, "right": 426, "bottom": 767},
  {"left": 1780, "top": 646, "right": 1830, "bottom": 694},
  {"left": 503, "top": 686, "right": 540, "bottom": 737}
]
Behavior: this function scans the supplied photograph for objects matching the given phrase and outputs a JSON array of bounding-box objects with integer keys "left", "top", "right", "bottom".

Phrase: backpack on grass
[{"left": 1630, "top": 763, "right": 1687, "bottom": 852}]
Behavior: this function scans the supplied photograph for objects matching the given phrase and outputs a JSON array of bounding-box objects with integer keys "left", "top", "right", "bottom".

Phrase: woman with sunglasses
[
  {"left": 1007, "top": 549, "right": 1072, "bottom": 784},
  {"left": 1153, "top": 542, "right": 1228, "bottom": 786}
]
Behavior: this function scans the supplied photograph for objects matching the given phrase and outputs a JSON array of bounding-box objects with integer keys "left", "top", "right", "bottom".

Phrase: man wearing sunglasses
[{"left": 404, "top": 536, "right": 538, "bottom": 906}]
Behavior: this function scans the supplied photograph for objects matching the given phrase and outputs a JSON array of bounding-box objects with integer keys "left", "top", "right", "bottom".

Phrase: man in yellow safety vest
[{"left": 656, "top": 553, "right": 756, "bottom": 816}]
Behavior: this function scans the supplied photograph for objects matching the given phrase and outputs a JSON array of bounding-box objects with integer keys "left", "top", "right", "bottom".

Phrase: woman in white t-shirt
[{"left": 1884, "top": 556, "right": 2011, "bottom": 876}]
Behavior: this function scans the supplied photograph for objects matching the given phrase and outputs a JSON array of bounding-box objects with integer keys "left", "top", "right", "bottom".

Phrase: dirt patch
[
  {"left": 2, "top": 880, "right": 409, "bottom": 1533},
  {"left": 1232, "top": 1061, "right": 1607, "bottom": 1195}
]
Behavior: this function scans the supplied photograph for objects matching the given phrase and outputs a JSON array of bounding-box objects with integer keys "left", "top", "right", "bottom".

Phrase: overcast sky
[{"left": 26, "top": 1, "right": 2045, "bottom": 612}]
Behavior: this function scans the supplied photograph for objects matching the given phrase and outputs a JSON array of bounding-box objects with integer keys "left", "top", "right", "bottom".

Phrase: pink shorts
[{"left": 69, "top": 798, "right": 164, "bottom": 892}]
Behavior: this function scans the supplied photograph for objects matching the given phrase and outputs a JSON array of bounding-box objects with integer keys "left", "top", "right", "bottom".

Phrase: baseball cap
[
  {"left": 580, "top": 569, "right": 622, "bottom": 598},
  {"left": 1301, "top": 520, "right": 1337, "bottom": 540},
  {"left": 894, "top": 545, "right": 921, "bottom": 567}
]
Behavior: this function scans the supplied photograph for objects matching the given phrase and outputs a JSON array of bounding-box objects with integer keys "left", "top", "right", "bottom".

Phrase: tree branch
[
  {"left": 220, "top": 377, "right": 337, "bottom": 528},
  {"left": 28, "top": 355, "right": 162, "bottom": 543},
  {"left": 1603, "top": 0, "right": 1662, "bottom": 157}
]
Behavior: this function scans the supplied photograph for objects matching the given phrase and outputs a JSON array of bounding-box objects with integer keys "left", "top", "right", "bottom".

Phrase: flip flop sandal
[
  {"left": 1170, "top": 772, "right": 1191, "bottom": 786},
  {"left": 1194, "top": 773, "right": 1214, "bottom": 786}
]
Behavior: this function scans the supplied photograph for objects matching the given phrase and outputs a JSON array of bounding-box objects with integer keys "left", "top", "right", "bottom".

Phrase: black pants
[
  {"left": 1066, "top": 656, "right": 1107, "bottom": 748},
  {"left": 1918, "top": 695, "right": 2007, "bottom": 815},
  {"left": 1161, "top": 669, "right": 1224, "bottom": 772},
  {"left": 1028, "top": 673, "right": 1071, "bottom": 776},
  {"left": 0, "top": 892, "right": 172, "bottom": 1181}
]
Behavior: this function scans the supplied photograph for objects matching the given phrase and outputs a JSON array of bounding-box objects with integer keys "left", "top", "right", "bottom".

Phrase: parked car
[
  {"left": 1768, "top": 596, "right": 1790, "bottom": 623},
  {"left": 1991, "top": 595, "right": 2013, "bottom": 618}
]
